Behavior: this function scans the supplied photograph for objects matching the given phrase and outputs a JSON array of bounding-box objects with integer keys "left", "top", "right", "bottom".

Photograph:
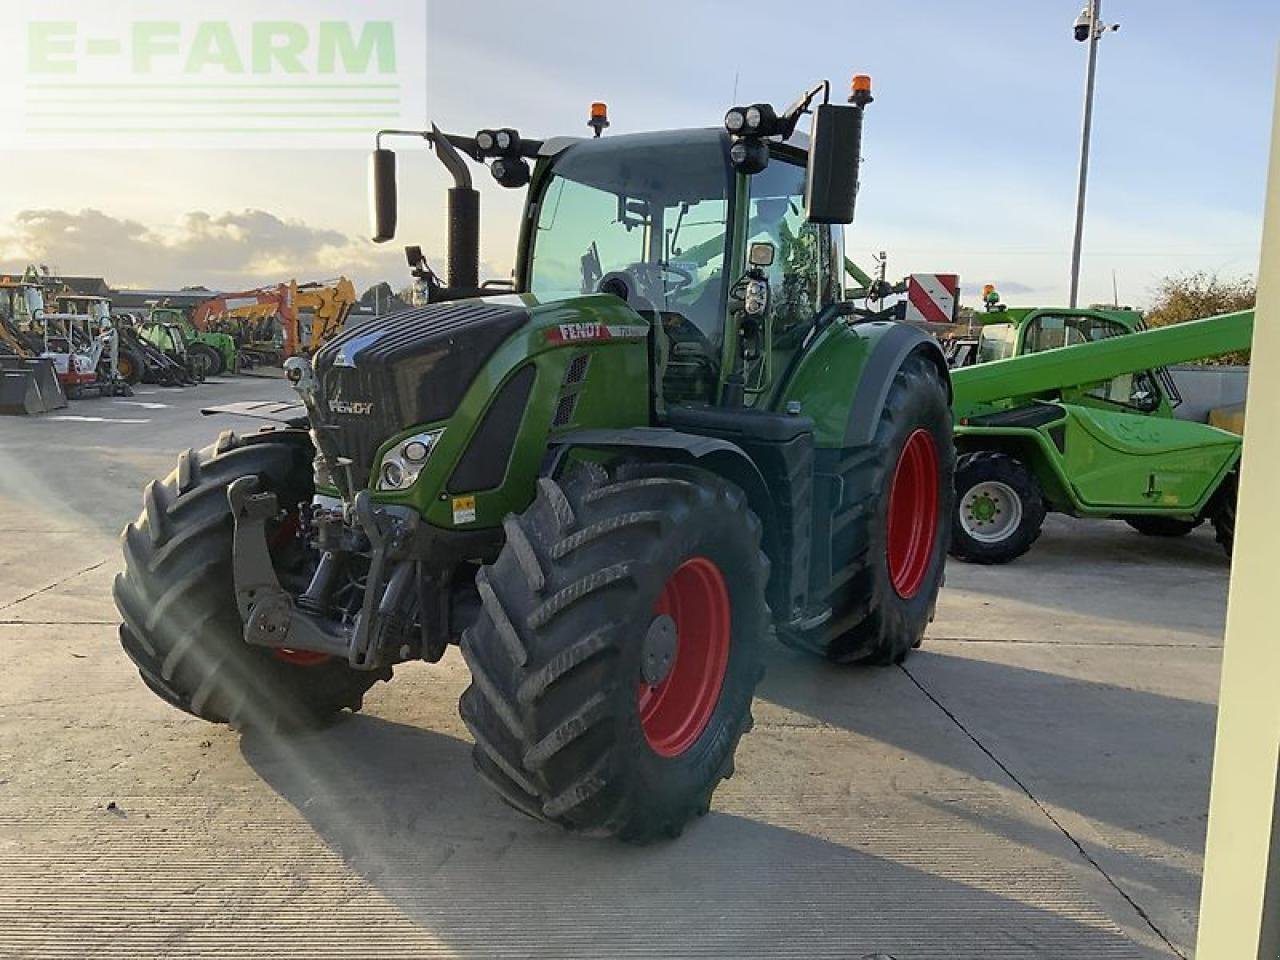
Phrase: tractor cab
[
  {"left": 370, "top": 78, "right": 867, "bottom": 416},
  {"left": 517, "top": 128, "right": 837, "bottom": 407}
]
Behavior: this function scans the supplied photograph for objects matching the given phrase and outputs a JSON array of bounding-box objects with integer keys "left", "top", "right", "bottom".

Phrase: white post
[{"left": 1068, "top": 0, "right": 1101, "bottom": 308}]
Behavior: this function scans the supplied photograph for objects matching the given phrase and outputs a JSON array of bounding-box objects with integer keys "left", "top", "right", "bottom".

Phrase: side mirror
[
  {"left": 805, "top": 103, "right": 861, "bottom": 224},
  {"left": 369, "top": 148, "right": 398, "bottom": 243}
]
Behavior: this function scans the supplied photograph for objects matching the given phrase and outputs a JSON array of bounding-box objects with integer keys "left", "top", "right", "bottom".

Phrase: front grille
[{"left": 312, "top": 300, "right": 528, "bottom": 485}]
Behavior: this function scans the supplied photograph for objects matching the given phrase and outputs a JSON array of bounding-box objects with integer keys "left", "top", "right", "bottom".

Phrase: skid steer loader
[
  {"left": 0, "top": 280, "right": 66, "bottom": 415},
  {"left": 115, "top": 76, "right": 955, "bottom": 842}
]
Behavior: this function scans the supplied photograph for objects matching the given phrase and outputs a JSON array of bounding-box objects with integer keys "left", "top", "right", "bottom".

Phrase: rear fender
[{"left": 778, "top": 319, "right": 950, "bottom": 448}]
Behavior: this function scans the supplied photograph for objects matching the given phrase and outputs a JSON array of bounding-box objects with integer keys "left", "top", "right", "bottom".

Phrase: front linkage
[{"left": 228, "top": 478, "right": 420, "bottom": 670}]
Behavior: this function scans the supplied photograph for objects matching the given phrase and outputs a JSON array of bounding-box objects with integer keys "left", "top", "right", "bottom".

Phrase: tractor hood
[{"left": 313, "top": 299, "right": 529, "bottom": 485}]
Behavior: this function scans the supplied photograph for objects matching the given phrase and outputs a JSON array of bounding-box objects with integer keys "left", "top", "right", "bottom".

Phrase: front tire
[
  {"left": 459, "top": 462, "right": 769, "bottom": 843},
  {"left": 113, "top": 430, "right": 388, "bottom": 730},
  {"left": 950, "top": 451, "right": 1046, "bottom": 564}
]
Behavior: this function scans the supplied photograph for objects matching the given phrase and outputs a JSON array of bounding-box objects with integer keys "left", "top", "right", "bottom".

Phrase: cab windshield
[{"left": 528, "top": 132, "right": 734, "bottom": 367}]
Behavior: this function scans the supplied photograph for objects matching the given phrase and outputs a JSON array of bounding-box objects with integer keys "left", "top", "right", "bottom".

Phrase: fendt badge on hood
[{"left": 330, "top": 399, "right": 375, "bottom": 415}]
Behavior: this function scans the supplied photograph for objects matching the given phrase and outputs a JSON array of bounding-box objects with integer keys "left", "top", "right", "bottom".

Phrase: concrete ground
[{"left": 0, "top": 379, "right": 1228, "bottom": 959}]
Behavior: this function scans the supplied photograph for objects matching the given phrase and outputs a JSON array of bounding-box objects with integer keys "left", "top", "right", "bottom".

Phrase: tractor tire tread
[{"left": 114, "top": 428, "right": 387, "bottom": 730}]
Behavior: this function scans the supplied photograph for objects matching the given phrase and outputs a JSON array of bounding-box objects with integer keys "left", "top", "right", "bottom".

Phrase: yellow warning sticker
[{"left": 451, "top": 495, "right": 477, "bottom": 525}]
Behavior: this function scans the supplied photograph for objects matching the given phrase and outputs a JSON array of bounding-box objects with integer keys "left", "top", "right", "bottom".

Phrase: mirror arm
[{"left": 779, "top": 80, "right": 831, "bottom": 138}]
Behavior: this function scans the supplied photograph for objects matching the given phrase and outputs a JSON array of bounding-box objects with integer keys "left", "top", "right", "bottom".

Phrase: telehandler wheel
[
  {"left": 113, "top": 430, "right": 388, "bottom": 730},
  {"left": 459, "top": 461, "right": 769, "bottom": 843},
  {"left": 116, "top": 344, "right": 146, "bottom": 386},
  {"left": 950, "top": 451, "right": 1046, "bottom": 565},
  {"left": 1125, "top": 516, "right": 1201, "bottom": 538},
  {"left": 794, "top": 352, "right": 953, "bottom": 665}
]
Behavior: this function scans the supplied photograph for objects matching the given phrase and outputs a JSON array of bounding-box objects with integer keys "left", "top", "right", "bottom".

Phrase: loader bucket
[{"left": 0, "top": 357, "right": 67, "bottom": 415}]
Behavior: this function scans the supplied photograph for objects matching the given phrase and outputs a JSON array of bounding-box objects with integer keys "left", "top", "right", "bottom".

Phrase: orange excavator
[
  {"left": 294, "top": 277, "right": 358, "bottom": 354},
  {"left": 191, "top": 277, "right": 357, "bottom": 364},
  {"left": 192, "top": 283, "right": 296, "bottom": 366}
]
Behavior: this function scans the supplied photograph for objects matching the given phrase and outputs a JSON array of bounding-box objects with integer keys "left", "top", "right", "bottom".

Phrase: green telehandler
[
  {"left": 948, "top": 303, "right": 1252, "bottom": 563},
  {"left": 114, "top": 77, "right": 956, "bottom": 842}
]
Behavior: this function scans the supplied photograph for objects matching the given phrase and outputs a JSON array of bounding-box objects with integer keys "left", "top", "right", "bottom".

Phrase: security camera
[{"left": 1073, "top": 7, "right": 1092, "bottom": 41}]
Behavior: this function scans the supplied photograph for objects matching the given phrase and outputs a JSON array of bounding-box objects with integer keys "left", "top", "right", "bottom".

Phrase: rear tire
[
  {"left": 1210, "top": 471, "right": 1238, "bottom": 557},
  {"left": 786, "top": 351, "right": 954, "bottom": 665},
  {"left": 459, "top": 462, "right": 768, "bottom": 843},
  {"left": 113, "top": 429, "right": 387, "bottom": 730},
  {"left": 950, "top": 451, "right": 1046, "bottom": 564},
  {"left": 1125, "top": 516, "right": 1200, "bottom": 538}
]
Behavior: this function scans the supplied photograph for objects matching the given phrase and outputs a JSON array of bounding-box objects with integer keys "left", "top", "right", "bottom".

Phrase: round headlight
[
  {"left": 403, "top": 439, "right": 429, "bottom": 462},
  {"left": 495, "top": 130, "right": 512, "bottom": 151},
  {"left": 724, "top": 109, "right": 746, "bottom": 133},
  {"left": 381, "top": 460, "right": 404, "bottom": 489},
  {"left": 745, "top": 106, "right": 762, "bottom": 131},
  {"left": 476, "top": 130, "right": 495, "bottom": 152}
]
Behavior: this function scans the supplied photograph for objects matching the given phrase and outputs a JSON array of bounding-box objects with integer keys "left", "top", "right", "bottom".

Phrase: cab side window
[{"left": 747, "top": 160, "right": 823, "bottom": 341}]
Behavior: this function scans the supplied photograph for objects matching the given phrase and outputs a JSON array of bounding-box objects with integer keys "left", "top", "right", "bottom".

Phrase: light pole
[{"left": 1068, "top": 2, "right": 1119, "bottom": 308}]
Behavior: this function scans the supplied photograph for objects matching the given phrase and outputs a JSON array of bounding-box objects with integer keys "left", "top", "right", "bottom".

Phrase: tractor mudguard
[
  {"left": 776, "top": 319, "right": 949, "bottom": 449},
  {"left": 843, "top": 323, "right": 951, "bottom": 447},
  {"left": 544, "top": 426, "right": 771, "bottom": 510},
  {"left": 545, "top": 419, "right": 817, "bottom": 627}
]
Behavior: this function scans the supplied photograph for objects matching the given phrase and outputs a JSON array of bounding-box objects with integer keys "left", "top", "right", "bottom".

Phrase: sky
[{"left": 0, "top": 0, "right": 1276, "bottom": 310}]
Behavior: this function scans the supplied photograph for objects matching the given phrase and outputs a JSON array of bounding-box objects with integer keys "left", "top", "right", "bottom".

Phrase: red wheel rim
[
  {"left": 886, "top": 429, "right": 940, "bottom": 599},
  {"left": 637, "top": 557, "right": 732, "bottom": 758}
]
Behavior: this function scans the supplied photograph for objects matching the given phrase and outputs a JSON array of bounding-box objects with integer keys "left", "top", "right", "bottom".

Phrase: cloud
[{"left": 0, "top": 207, "right": 411, "bottom": 292}]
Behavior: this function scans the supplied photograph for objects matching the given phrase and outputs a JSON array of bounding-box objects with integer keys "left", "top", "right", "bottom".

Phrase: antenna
[
  {"left": 1112, "top": 268, "right": 1119, "bottom": 306},
  {"left": 731, "top": 70, "right": 739, "bottom": 104}
]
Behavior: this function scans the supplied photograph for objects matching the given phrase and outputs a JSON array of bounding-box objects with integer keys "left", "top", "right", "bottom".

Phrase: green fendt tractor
[
  {"left": 114, "top": 78, "right": 955, "bottom": 842},
  {"left": 948, "top": 303, "right": 1252, "bottom": 563}
]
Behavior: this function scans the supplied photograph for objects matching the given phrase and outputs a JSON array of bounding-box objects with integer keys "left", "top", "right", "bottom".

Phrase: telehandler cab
[{"left": 115, "top": 77, "right": 955, "bottom": 842}]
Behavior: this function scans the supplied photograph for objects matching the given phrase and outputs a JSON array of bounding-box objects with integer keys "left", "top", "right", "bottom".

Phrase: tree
[{"left": 1145, "top": 271, "right": 1254, "bottom": 365}]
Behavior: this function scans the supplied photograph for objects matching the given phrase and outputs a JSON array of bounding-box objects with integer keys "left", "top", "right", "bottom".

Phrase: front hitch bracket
[{"left": 226, "top": 478, "right": 417, "bottom": 670}]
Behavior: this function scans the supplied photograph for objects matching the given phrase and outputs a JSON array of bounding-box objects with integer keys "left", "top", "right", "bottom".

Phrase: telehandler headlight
[
  {"left": 377, "top": 429, "right": 444, "bottom": 491},
  {"left": 724, "top": 108, "right": 747, "bottom": 133}
]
